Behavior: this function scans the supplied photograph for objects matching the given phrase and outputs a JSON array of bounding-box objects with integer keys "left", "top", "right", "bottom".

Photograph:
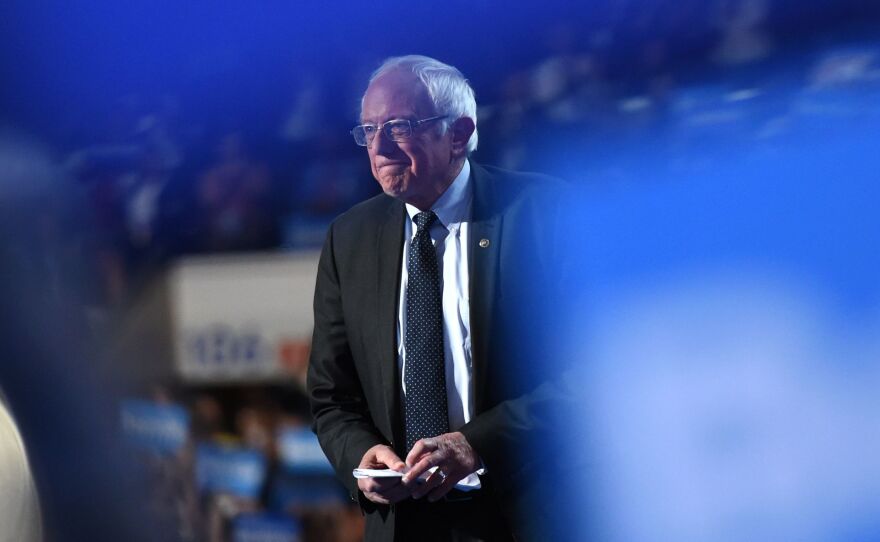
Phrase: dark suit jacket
[{"left": 308, "top": 163, "right": 574, "bottom": 541}]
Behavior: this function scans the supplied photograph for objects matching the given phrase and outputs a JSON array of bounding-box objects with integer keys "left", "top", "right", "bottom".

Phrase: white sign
[{"left": 169, "top": 251, "right": 320, "bottom": 383}]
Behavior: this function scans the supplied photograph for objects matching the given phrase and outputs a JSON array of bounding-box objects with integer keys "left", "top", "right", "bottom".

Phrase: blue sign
[
  {"left": 277, "top": 428, "right": 334, "bottom": 475},
  {"left": 120, "top": 399, "right": 189, "bottom": 454},
  {"left": 195, "top": 443, "right": 267, "bottom": 498},
  {"left": 232, "top": 513, "right": 300, "bottom": 542}
]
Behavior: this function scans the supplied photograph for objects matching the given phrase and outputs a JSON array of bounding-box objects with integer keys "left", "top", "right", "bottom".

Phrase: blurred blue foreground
[{"left": 559, "top": 47, "right": 880, "bottom": 541}]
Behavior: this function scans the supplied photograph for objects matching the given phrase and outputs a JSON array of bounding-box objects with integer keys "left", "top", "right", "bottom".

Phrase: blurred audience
[
  {"left": 121, "top": 386, "right": 358, "bottom": 542},
  {"left": 2, "top": 3, "right": 878, "bottom": 540},
  {"left": 192, "top": 131, "right": 279, "bottom": 253}
]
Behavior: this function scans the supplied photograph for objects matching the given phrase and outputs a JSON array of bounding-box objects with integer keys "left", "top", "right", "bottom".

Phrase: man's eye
[
  {"left": 363, "top": 126, "right": 377, "bottom": 134},
  {"left": 387, "top": 122, "right": 409, "bottom": 135}
]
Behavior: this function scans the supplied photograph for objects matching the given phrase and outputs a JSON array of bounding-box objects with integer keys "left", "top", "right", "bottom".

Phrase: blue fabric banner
[
  {"left": 195, "top": 443, "right": 267, "bottom": 498},
  {"left": 120, "top": 399, "right": 189, "bottom": 455},
  {"left": 232, "top": 513, "right": 300, "bottom": 542},
  {"left": 277, "top": 427, "right": 334, "bottom": 475}
]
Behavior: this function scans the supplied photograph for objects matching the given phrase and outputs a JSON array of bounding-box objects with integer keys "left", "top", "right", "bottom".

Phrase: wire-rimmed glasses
[{"left": 351, "top": 115, "right": 447, "bottom": 147}]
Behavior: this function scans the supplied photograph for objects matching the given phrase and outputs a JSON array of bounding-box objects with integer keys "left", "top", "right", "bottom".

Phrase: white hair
[{"left": 363, "top": 55, "right": 479, "bottom": 153}]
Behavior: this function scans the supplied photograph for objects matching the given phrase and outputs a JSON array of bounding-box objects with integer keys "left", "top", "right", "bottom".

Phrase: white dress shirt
[
  {"left": 397, "top": 160, "right": 475, "bottom": 432},
  {"left": 397, "top": 160, "right": 484, "bottom": 487}
]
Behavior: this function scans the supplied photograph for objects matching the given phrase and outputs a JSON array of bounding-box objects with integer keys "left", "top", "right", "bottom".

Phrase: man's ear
[{"left": 449, "top": 117, "right": 475, "bottom": 157}]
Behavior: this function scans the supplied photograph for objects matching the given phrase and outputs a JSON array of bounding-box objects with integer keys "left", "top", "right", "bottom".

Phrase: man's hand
[
  {"left": 357, "top": 444, "right": 410, "bottom": 505},
  {"left": 403, "top": 432, "right": 480, "bottom": 502}
]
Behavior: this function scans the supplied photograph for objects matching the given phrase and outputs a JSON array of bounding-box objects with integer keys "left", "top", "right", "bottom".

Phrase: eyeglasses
[{"left": 351, "top": 115, "right": 448, "bottom": 147}]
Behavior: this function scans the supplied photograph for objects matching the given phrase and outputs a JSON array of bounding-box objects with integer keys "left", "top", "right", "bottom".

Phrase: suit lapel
[
  {"left": 469, "top": 165, "right": 503, "bottom": 414},
  {"left": 375, "top": 200, "right": 406, "bottom": 446}
]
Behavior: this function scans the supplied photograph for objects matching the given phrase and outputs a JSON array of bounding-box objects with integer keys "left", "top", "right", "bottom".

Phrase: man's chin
[{"left": 378, "top": 175, "right": 409, "bottom": 198}]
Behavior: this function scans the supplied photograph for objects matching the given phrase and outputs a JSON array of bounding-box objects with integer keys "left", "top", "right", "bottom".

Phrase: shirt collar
[{"left": 405, "top": 159, "right": 472, "bottom": 228}]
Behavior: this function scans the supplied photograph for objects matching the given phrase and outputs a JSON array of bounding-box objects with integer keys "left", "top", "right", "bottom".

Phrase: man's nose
[{"left": 369, "top": 128, "right": 397, "bottom": 153}]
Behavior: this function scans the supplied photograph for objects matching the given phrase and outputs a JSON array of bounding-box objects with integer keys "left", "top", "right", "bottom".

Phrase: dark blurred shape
[{"left": 0, "top": 126, "right": 167, "bottom": 540}]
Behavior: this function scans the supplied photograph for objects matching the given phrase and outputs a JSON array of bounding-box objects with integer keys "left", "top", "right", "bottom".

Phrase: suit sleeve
[
  {"left": 458, "top": 375, "right": 576, "bottom": 486},
  {"left": 307, "top": 222, "right": 384, "bottom": 496}
]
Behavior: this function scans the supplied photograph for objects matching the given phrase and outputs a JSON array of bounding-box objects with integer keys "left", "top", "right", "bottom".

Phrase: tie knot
[{"left": 414, "top": 211, "right": 437, "bottom": 232}]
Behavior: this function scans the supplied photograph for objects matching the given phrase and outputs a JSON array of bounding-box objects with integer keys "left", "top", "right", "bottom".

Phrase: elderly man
[{"left": 308, "top": 55, "right": 570, "bottom": 541}]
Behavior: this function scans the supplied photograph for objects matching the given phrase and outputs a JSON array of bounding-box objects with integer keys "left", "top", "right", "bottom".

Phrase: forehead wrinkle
[{"left": 361, "top": 70, "right": 435, "bottom": 124}]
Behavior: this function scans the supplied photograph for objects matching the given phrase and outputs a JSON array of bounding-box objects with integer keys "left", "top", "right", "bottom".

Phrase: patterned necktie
[{"left": 404, "top": 211, "right": 449, "bottom": 452}]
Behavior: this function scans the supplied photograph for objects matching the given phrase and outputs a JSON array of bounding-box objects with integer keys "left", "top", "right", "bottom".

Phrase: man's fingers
[
  {"left": 402, "top": 452, "right": 440, "bottom": 484},
  {"left": 358, "top": 444, "right": 405, "bottom": 471},
  {"left": 411, "top": 468, "right": 446, "bottom": 499},
  {"left": 364, "top": 487, "right": 410, "bottom": 505},
  {"left": 359, "top": 476, "right": 401, "bottom": 494},
  {"left": 363, "top": 492, "right": 391, "bottom": 505},
  {"left": 364, "top": 484, "right": 410, "bottom": 504},
  {"left": 426, "top": 473, "right": 458, "bottom": 502},
  {"left": 375, "top": 446, "right": 407, "bottom": 471},
  {"left": 359, "top": 477, "right": 411, "bottom": 505},
  {"left": 405, "top": 438, "right": 437, "bottom": 466},
  {"left": 357, "top": 443, "right": 412, "bottom": 504},
  {"left": 381, "top": 484, "right": 412, "bottom": 503}
]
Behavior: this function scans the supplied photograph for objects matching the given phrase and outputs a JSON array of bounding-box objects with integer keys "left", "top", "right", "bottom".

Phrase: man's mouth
[{"left": 378, "top": 161, "right": 409, "bottom": 168}]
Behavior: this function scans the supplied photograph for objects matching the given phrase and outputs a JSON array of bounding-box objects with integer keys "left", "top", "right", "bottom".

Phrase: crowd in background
[
  {"left": 49, "top": 3, "right": 878, "bottom": 309},
  {"left": 2, "top": 1, "right": 879, "bottom": 540},
  {"left": 123, "top": 385, "right": 361, "bottom": 542}
]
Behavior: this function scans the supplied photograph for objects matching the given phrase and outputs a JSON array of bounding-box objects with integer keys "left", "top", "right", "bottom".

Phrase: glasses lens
[
  {"left": 351, "top": 126, "right": 368, "bottom": 146},
  {"left": 385, "top": 120, "right": 412, "bottom": 141}
]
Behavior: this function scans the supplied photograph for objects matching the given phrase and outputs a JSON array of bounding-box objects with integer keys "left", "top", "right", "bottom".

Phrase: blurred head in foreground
[{"left": 0, "top": 127, "right": 163, "bottom": 541}]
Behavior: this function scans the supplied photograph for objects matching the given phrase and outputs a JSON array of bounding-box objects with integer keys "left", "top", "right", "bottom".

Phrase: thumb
[{"left": 377, "top": 446, "right": 406, "bottom": 471}]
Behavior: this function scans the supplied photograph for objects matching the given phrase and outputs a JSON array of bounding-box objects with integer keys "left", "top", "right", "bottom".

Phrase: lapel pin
[{"left": 479, "top": 238, "right": 490, "bottom": 248}]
